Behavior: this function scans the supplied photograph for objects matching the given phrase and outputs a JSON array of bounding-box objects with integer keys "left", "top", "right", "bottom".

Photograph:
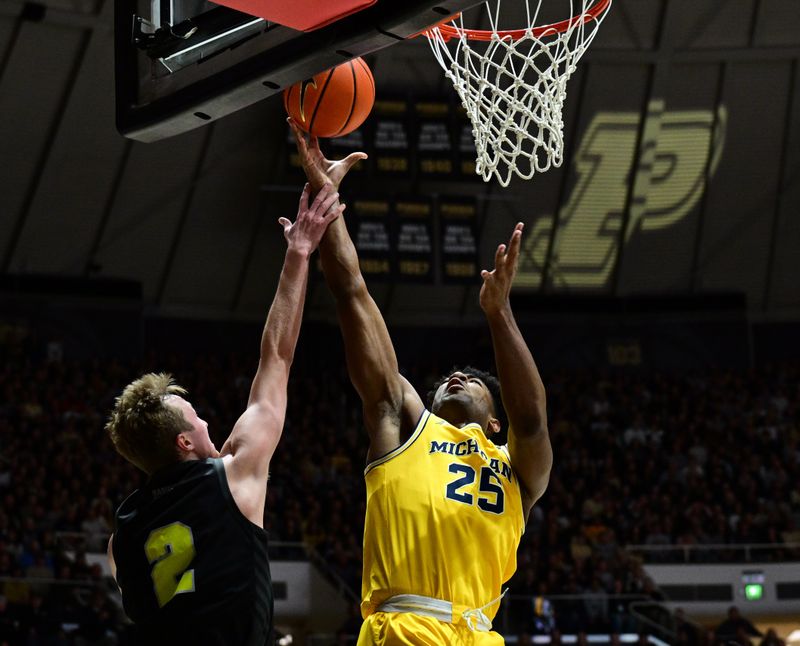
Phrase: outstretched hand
[
  {"left": 279, "top": 183, "right": 344, "bottom": 256},
  {"left": 479, "top": 222, "right": 524, "bottom": 315},
  {"left": 288, "top": 118, "right": 367, "bottom": 192}
]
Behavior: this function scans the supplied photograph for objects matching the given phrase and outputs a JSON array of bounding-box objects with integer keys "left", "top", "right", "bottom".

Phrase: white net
[{"left": 426, "top": 0, "right": 611, "bottom": 187}]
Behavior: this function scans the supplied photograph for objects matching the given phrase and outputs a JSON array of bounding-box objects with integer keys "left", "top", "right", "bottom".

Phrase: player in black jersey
[{"left": 105, "top": 184, "right": 346, "bottom": 646}]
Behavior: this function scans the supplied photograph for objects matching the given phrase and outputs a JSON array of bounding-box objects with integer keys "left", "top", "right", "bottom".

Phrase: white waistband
[{"left": 376, "top": 594, "right": 492, "bottom": 632}]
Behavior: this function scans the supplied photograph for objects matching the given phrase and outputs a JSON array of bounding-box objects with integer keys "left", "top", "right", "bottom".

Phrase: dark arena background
[{"left": 1, "top": 0, "right": 799, "bottom": 644}]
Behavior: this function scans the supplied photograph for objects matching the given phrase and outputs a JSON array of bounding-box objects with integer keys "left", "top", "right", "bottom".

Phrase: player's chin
[{"left": 443, "top": 391, "right": 470, "bottom": 406}]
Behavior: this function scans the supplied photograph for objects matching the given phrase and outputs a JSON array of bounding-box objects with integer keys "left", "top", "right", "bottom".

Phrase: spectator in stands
[
  {"left": 609, "top": 579, "right": 634, "bottom": 634},
  {"left": 334, "top": 628, "right": 357, "bottom": 645},
  {"left": 759, "top": 629, "right": 786, "bottom": 646},
  {"left": 0, "top": 344, "right": 798, "bottom": 638},
  {"left": 80, "top": 501, "right": 111, "bottom": 552},
  {"left": 583, "top": 576, "right": 609, "bottom": 631},
  {"left": 673, "top": 607, "right": 702, "bottom": 646},
  {"left": 715, "top": 606, "right": 762, "bottom": 642},
  {"left": 675, "top": 626, "right": 692, "bottom": 645},
  {"left": 0, "top": 595, "right": 19, "bottom": 644},
  {"left": 735, "top": 627, "right": 756, "bottom": 646},
  {"left": 532, "top": 587, "right": 556, "bottom": 635},
  {"left": 16, "top": 592, "right": 51, "bottom": 641},
  {"left": 336, "top": 602, "right": 362, "bottom": 642}
]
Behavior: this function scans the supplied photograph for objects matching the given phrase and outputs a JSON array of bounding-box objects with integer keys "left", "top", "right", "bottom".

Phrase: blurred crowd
[
  {"left": 504, "top": 364, "right": 799, "bottom": 635},
  {"left": 0, "top": 344, "right": 797, "bottom": 644}
]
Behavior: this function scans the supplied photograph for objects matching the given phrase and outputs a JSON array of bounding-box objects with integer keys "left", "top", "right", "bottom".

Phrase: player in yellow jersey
[{"left": 290, "top": 119, "right": 553, "bottom": 645}]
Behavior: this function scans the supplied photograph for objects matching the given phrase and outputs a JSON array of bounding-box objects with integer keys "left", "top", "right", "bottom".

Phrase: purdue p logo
[{"left": 517, "top": 100, "right": 728, "bottom": 288}]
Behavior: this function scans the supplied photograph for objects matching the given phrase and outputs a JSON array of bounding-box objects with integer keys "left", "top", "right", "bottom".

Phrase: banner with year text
[{"left": 439, "top": 198, "right": 479, "bottom": 284}]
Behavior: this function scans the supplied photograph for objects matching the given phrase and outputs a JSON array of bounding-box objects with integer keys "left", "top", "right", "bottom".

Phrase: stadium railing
[{"left": 625, "top": 542, "right": 800, "bottom": 564}]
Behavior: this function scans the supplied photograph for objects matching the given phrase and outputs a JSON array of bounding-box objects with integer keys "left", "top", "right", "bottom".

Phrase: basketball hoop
[{"left": 423, "top": 0, "right": 612, "bottom": 186}]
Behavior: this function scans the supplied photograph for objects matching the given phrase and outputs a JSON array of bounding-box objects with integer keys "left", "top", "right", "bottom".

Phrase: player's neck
[{"left": 437, "top": 405, "right": 482, "bottom": 432}]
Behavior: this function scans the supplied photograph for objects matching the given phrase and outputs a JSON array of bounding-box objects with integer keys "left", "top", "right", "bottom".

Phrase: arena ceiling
[{"left": 0, "top": 0, "right": 798, "bottom": 325}]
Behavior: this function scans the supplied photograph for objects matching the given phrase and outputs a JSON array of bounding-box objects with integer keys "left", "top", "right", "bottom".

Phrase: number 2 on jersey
[
  {"left": 445, "top": 463, "right": 505, "bottom": 514},
  {"left": 144, "top": 522, "right": 196, "bottom": 608}
]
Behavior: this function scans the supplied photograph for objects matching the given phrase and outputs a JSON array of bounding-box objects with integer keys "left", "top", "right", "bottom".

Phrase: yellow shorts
[{"left": 357, "top": 612, "right": 505, "bottom": 646}]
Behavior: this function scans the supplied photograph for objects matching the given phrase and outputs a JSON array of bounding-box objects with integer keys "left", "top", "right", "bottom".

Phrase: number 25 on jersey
[
  {"left": 144, "top": 522, "right": 196, "bottom": 607},
  {"left": 445, "top": 463, "right": 505, "bottom": 514}
]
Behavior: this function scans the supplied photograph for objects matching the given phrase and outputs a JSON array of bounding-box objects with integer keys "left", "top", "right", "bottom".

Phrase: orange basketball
[{"left": 283, "top": 58, "right": 375, "bottom": 138}]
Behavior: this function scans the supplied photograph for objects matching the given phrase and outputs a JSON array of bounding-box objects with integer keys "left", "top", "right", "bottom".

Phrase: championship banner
[
  {"left": 351, "top": 196, "right": 393, "bottom": 280},
  {"left": 394, "top": 196, "right": 434, "bottom": 283},
  {"left": 370, "top": 98, "right": 412, "bottom": 177},
  {"left": 455, "top": 104, "right": 478, "bottom": 179},
  {"left": 413, "top": 100, "right": 455, "bottom": 179},
  {"left": 439, "top": 197, "right": 479, "bottom": 284}
]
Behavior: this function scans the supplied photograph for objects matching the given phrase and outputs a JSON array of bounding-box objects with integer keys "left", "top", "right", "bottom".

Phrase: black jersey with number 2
[{"left": 112, "top": 458, "right": 273, "bottom": 646}]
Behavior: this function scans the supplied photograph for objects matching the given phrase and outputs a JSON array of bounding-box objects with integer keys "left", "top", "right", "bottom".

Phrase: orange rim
[
  {"left": 424, "top": 0, "right": 611, "bottom": 42},
  {"left": 411, "top": 12, "right": 461, "bottom": 38}
]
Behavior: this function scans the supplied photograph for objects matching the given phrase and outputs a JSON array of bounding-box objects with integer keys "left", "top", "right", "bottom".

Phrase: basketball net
[{"left": 425, "top": 0, "right": 612, "bottom": 187}]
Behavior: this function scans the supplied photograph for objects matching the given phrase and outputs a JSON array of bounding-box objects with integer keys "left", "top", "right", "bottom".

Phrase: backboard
[{"left": 115, "top": 0, "right": 483, "bottom": 142}]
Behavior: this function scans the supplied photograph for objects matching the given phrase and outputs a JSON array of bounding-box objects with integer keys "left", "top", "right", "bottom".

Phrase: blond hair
[{"left": 106, "top": 373, "right": 192, "bottom": 474}]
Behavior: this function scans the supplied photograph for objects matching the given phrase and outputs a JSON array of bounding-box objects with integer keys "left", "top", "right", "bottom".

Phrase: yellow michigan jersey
[{"left": 359, "top": 410, "right": 524, "bottom": 642}]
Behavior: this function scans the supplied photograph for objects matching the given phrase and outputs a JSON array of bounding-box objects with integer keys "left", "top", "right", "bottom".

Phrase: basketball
[{"left": 283, "top": 57, "right": 375, "bottom": 138}]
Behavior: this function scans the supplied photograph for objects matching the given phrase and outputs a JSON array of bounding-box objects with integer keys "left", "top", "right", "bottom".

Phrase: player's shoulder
[
  {"left": 114, "top": 487, "right": 142, "bottom": 520},
  {"left": 120, "top": 459, "right": 221, "bottom": 512}
]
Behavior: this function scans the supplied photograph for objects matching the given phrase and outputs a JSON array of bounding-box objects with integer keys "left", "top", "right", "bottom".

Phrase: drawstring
[{"left": 461, "top": 588, "right": 508, "bottom": 632}]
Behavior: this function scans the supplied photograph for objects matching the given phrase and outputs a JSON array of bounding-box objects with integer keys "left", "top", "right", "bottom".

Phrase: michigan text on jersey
[{"left": 429, "top": 439, "right": 514, "bottom": 482}]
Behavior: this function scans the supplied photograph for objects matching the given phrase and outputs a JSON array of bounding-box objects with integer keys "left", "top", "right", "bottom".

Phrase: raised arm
[
  {"left": 221, "top": 184, "right": 343, "bottom": 527},
  {"left": 289, "top": 120, "right": 423, "bottom": 461},
  {"left": 480, "top": 223, "right": 552, "bottom": 518}
]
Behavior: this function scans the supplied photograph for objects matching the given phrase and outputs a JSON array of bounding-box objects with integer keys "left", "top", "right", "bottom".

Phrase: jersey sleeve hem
[
  {"left": 499, "top": 443, "right": 527, "bottom": 532},
  {"left": 364, "top": 410, "right": 430, "bottom": 476},
  {"left": 212, "top": 458, "right": 267, "bottom": 536}
]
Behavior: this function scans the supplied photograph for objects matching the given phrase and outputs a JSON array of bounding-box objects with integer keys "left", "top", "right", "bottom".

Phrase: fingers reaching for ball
[
  {"left": 280, "top": 183, "right": 345, "bottom": 255},
  {"left": 479, "top": 222, "right": 525, "bottom": 315}
]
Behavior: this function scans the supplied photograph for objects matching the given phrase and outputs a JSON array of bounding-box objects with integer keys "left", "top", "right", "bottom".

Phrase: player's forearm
[
  {"left": 317, "top": 211, "right": 405, "bottom": 412},
  {"left": 260, "top": 246, "right": 310, "bottom": 367},
  {"left": 318, "top": 212, "right": 365, "bottom": 299},
  {"left": 486, "top": 304, "right": 547, "bottom": 436}
]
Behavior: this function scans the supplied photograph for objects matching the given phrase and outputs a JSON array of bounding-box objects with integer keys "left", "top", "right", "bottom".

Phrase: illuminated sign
[
  {"left": 742, "top": 571, "right": 765, "bottom": 602},
  {"left": 744, "top": 584, "right": 764, "bottom": 601},
  {"left": 517, "top": 99, "right": 728, "bottom": 289}
]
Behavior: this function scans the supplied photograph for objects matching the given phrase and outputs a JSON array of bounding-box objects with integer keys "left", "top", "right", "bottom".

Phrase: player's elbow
[
  {"left": 525, "top": 467, "right": 552, "bottom": 506},
  {"left": 254, "top": 400, "right": 286, "bottom": 429},
  {"left": 510, "top": 413, "right": 548, "bottom": 440},
  {"left": 231, "top": 402, "right": 286, "bottom": 460},
  {"left": 258, "top": 354, "right": 291, "bottom": 385},
  {"left": 505, "top": 389, "right": 547, "bottom": 434},
  {"left": 522, "top": 443, "right": 554, "bottom": 501}
]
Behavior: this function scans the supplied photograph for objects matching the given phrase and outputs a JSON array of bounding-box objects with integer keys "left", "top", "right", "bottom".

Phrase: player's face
[
  {"left": 166, "top": 395, "right": 220, "bottom": 459},
  {"left": 432, "top": 372, "right": 495, "bottom": 425}
]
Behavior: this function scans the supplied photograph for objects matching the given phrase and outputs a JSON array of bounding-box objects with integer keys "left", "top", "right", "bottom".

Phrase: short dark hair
[{"left": 427, "top": 366, "right": 505, "bottom": 424}]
